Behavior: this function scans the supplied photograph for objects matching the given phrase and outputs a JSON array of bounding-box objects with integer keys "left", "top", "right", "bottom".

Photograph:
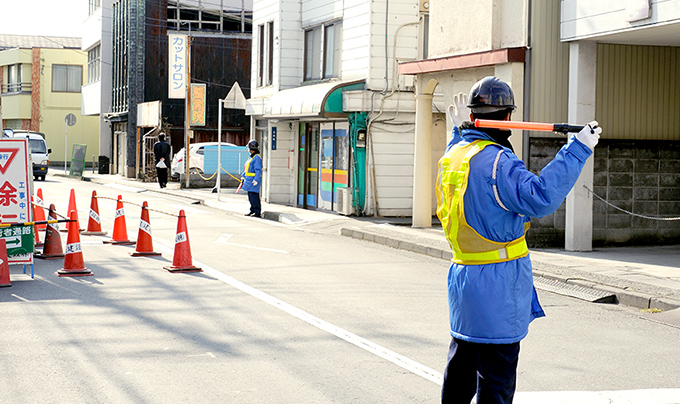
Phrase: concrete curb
[{"left": 340, "top": 227, "right": 680, "bottom": 311}]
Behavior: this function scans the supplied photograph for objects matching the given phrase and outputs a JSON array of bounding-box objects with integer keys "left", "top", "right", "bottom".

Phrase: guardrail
[{"left": 1, "top": 82, "right": 32, "bottom": 93}]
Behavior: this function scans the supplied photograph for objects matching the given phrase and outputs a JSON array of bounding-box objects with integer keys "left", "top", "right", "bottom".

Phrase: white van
[{"left": 7, "top": 130, "right": 52, "bottom": 181}]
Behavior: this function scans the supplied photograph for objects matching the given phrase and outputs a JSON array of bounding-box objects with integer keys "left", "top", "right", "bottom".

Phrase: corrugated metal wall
[
  {"left": 528, "top": 0, "right": 569, "bottom": 137},
  {"left": 596, "top": 44, "right": 680, "bottom": 141}
]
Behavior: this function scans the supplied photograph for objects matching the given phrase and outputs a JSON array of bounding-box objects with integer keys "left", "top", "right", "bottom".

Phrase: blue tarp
[{"left": 203, "top": 145, "right": 250, "bottom": 176}]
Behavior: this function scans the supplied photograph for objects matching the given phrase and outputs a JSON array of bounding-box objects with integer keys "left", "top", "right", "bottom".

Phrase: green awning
[{"left": 264, "top": 79, "right": 365, "bottom": 118}]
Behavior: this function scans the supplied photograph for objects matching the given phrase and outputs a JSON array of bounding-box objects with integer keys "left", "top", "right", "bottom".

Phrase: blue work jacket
[
  {"left": 442, "top": 126, "right": 592, "bottom": 344},
  {"left": 241, "top": 154, "right": 262, "bottom": 193}
]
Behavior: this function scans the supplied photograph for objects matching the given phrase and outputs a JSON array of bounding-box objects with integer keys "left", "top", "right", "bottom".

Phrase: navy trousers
[
  {"left": 441, "top": 338, "right": 520, "bottom": 404},
  {"left": 247, "top": 191, "right": 261, "bottom": 216}
]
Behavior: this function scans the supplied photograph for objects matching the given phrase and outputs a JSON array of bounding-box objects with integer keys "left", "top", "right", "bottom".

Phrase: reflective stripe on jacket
[{"left": 242, "top": 154, "right": 262, "bottom": 193}]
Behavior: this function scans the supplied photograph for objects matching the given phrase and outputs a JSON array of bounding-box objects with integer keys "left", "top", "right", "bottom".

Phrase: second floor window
[
  {"left": 257, "top": 21, "right": 274, "bottom": 87},
  {"left": 304, "top": 21, "right": 342, "bottom": 82},
  {"left": 7, "top": 64, "right": 22, "bottom": 92},
  {"left": 88, "top": 45, "right": 101, "bottom": 84},
  {"left": 89, "top": 0, "right": 101, "bottom": 15},
  {"left": 52, "top": 65, "right": 82, "bottom": 93}
]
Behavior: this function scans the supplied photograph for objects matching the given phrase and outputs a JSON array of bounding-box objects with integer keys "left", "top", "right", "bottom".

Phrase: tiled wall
[{"left": 527, "top": 138, "right": 680, "bottom": 247}]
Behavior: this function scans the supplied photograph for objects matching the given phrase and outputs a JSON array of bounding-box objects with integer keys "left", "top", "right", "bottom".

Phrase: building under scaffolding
[{"left": 104, "top": 0, "right": 252, "bottom": 179}]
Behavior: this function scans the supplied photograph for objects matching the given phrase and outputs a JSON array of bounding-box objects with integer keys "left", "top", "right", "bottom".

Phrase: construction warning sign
[{"left": 0, "top": 139, "right": 33, "bottom": 263}]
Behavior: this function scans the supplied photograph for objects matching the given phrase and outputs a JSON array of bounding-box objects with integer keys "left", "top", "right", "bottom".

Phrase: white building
[
  {"left": 81, "top": 0, "right": 113, "bottom": 167},
  {"left": 246, "top": 0, "right": 437, "bottom": 217}
]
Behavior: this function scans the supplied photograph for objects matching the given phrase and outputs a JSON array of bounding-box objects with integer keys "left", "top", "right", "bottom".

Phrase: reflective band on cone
[
  {"left": 0, "top": 239, "right": 11, "bottom": 287},
  {"left": 61, "top": 189, "right": 82, "bottom": 232},
  {"left": 35, "top": 204, "right": 66, "bottom": 259},
  {"left": 32, "top": 196, "right": 43, "bottom": 248},
  {"left": 56, "top": 210, "right": 93, "bottom": 277},
  {"left": 163, "top": 209, "right": 201, "bottom": 272},
  {"left": 103, "top": 195, "right": 135, "bottom": 245},
  {"left": 35, "top": 189, "right": 47, "bottom": 230},
  {"left": 82, "top": 190, "right": 107, "bottom": 235},
  {"left": 130, "top": 201, "right": 161, "bottom": 257}
]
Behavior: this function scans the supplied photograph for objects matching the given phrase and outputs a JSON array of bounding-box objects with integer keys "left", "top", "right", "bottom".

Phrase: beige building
[{"left": 0, "top": 34, "right": 100, "bottom": 166}]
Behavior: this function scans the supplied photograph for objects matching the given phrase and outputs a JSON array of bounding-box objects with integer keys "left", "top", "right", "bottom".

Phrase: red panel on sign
[{"left": 0, "top": 148, "right": 19, "bottom": 174}]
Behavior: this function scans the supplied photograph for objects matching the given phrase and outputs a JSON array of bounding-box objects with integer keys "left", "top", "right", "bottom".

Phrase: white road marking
[
  {"left": 512, "top": 389, "right": 680, "bottom": 403},
  {"left": 151, "top": 240, "right": 680, "bottom": 402},
  {"left": 152, "top": 240, "right": 443, "bottom": 384}
]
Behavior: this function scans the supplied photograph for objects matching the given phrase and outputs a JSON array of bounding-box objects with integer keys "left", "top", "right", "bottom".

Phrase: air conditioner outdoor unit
[{"left": 337, "top": 187, "right": 353, "bottom": 216}]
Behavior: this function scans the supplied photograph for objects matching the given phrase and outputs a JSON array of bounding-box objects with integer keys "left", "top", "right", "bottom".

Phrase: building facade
[
  {"left": 399, "top": 0, "right": 680, "bottom": 248},
  {"left": 0, "top": 35, "right": 99, "bottom": 166},
  {"left": 82, "top": 0, "right": 114, "bottom": 165},
  {"left": 104, "top": 0, "right": 252, "bottom": 178},
  {"left": 246, "top": 0, "right": 435, "bottom": 216}
]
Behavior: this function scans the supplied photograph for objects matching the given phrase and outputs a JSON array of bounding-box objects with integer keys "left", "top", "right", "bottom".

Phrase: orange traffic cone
[
  {"left": 130, "top": 201, "right": 161, "bottom": 257},
  {"left": 35, "top": 204, "right": 65, "bottom": 260},
  {"left": 35, "top": 189, "right": 47, "bottom": 229},
  {"left": 163, "top": 210, "right": 201, "bottom": 272},
  {"left": 61, "top": 189, "right": 82, "bottom": 232},
  {"left": 32, "top": 196, "right": 44, "bottom": 248},
  {"left": 0, "top": 239, "right": 11, "bottom": 287},
  {"left": 56, "top": 210, "right": 93, "bottom": 277},
  {"left": 82, "top": 190, "right": 107, "bottom": 235},
  {"left": 103, "top": 195, "right": 135, "bottom": 245}
]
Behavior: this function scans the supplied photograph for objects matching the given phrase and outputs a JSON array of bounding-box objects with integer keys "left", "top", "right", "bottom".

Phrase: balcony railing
[{"left": 1, "top": 82, "right": 32, "bottom": 94}]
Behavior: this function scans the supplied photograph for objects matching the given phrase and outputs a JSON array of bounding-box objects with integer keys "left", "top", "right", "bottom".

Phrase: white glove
[
  {"left": 575, "top": 121, "right": 602, "bottom": 151},
  {"left": 253, "top": 181, "right": 258, "bottom": 186},
  {"left": 447, "top": 92, "right": 470, "bottom": 128}
]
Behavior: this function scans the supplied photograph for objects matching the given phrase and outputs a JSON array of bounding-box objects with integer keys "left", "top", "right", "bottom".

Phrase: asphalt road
[{"left": 1, "top": 176, "right": 679, "bottom": 403}]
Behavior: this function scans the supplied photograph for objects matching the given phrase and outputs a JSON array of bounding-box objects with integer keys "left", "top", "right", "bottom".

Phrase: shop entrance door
[{"left": 298, "top": 123, "right": 319, "bottom": 208}]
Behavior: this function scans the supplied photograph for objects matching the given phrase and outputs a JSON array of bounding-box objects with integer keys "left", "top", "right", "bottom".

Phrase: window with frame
[
  {"left": 323, "top": 22, "right": 342, "bottom": 78},
  {"left": 87, "top": 45, "right": 101, "bottom": 84},
  {"left": 89, "top": 0, "right": 101, "bottom": 15},
  {"left": 52, "top": 65, "right": 83, "bottom": 93},
  {"left": 257, "top": 21, "right": 274, "bottom": 87},
  {"left": 7, "top": 64, "right": 22, "bottom": 92},
  {"left": 304, "top": 21, "right": 342, "bottom": 82}
]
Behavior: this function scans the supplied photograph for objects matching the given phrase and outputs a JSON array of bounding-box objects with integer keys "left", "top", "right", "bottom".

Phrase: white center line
[{"left": 153, "top": 240, "right": 443, "bottom": 385}]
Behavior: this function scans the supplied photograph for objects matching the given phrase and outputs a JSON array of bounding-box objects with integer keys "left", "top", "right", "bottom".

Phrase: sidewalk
[{"left": 61, "top": 169, "right": 680, "bottom": 311}]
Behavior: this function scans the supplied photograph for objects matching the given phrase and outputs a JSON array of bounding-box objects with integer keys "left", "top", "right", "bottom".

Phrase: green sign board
[{"left": 1, "top": 225, "right": 34, "bottom": 256}]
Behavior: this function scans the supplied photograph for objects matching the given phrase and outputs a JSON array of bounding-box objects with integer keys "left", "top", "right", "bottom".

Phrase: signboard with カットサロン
[{"left": 0, "top": 138, "right": 34, "bottom": 264}]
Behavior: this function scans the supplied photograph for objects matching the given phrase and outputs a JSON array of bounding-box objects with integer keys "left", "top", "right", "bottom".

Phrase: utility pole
[{"left": 184, "top": 36, "right": 192, "bottom": 188}]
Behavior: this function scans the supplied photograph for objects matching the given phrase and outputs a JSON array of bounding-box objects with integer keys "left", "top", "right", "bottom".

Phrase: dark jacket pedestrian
[{"left": 153, "top": 134, "right": 171, "bottom": 188}]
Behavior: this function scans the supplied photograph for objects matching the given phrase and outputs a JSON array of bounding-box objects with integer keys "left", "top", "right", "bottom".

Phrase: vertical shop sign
[
  {"left": 190, "top": 83, "right": 206, "bottom": 126},
  {"left": 169, "top": 34, "right": 187, "bottom": 99}
]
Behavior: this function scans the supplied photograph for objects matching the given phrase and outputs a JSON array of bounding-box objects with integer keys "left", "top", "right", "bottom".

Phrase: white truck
[{"left": 2, "top": 129, "right": 51, "bottom": 181}]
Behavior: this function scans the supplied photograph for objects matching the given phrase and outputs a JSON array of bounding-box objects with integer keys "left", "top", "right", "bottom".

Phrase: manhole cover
[
  {"left": 640, "top": 308, "right": 680, "bottom": 329},
  {"left": 533, "top": 276, "right": 616, "bottom": 303}
]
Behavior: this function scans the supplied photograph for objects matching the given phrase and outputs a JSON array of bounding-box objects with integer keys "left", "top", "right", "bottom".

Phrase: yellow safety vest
[
  {"left": 436, "top": 140, "right": 529, "bottom": 265},
  {"left": 244, "top": 155, "right": 258, "bottom": 177}
]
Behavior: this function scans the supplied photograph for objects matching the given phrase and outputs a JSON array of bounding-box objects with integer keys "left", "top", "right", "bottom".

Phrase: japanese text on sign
[
  {"left": 190, "top": 83, "right": 206, "bottom": 126},
  {"left": 0, "top": 139, "right": 33, "bottom": 263},
  {"left": 169, "top": 34, "right": 187, "bottom": 99}
]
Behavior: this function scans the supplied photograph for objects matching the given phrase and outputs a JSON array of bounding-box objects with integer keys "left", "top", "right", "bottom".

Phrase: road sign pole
[
  {"left": 64, "top": 113, "right": 77, "bottom": 175},
  {"left": 217, "top": 99, "right": 222, "bottom": 201},
  {"left": 65, "top": 123, "right": 68, "bottom": 174}
]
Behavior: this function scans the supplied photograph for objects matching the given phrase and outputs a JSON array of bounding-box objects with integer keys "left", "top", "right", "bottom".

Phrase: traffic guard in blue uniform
[{"left": 437, "top": 77, "right": 602, "bottom": 403}]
